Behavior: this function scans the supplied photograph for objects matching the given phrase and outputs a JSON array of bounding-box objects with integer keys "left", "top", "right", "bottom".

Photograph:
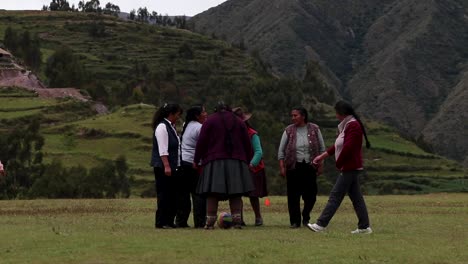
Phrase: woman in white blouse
[{"left": 150, "top": 103, "right": 183, "bottom": 229}]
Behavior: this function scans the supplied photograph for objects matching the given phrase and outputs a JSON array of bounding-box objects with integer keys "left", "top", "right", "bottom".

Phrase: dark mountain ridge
[{"left": 190, "top": 0, "right": 468, "bottom": 163}]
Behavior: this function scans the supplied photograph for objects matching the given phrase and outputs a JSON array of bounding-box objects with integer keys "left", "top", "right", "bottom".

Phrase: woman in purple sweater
[{"left": 193, "top": 102, "right": 254, "bottom": 229}]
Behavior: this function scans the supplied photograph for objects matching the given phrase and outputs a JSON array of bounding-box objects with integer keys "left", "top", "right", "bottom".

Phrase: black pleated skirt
[{"left": 197, "top": 159, "right": 254, "bottom": 199}]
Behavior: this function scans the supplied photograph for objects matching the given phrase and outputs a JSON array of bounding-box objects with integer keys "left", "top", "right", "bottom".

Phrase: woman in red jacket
[{"left": 307, "top": 101, "right": 373, "bottom": 234}]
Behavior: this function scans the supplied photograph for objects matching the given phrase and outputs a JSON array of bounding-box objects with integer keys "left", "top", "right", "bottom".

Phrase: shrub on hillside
[
  {"left": 30, "top": 156, "right": 131, "bottom": 199},
  {"left": 45, "top": 46, "right": 88, "bottom": 88}
]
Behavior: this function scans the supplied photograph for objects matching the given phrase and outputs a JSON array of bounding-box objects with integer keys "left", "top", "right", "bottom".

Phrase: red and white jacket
[{"left": 326, "top": 116, "right": 364, "bottom": 171}]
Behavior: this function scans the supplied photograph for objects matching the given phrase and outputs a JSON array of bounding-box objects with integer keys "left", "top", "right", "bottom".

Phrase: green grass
[
  {"left": 0, "top": 109, "right": 42, "bottom": 119},
  {"left": 0, "top": 97, "right": 57, "bottom": 110},
  {"left": 0, "top": 194, "right": 467, "bottom": 263},
  {"left": 368, "top": 134, "right": 431, "bottom": 156}
]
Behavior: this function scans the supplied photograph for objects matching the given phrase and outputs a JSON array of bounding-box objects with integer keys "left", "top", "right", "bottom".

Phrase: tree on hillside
[
  {"left": 128, "top": 9, "right": 136, "bottom": 20},
  {"left": 45, "top": 46, "right": 87, "bottom": 88},
  {"left": 3, "top": 28, "right": 42, "bottom": 71},
  {"left": 303, "top": 61, "right": 335, "bottom": 104},
  {"left": 78, "top": 0, "right": 102, "bottom": 13},
  {"left": 174, "top": 16, "right": 187, "bottom": 29},
  {"left": 103, "top": 2, "right": 120, "bottom": 17},
  {"left": 149, "top": 11, "right": 158, "bottom": 23},
  {"left": 47, "top": 0, "right": 72, "bottom": 11},
  {"left": 24, "top": 33, "right": 42, "bottom": 71},
  {"left": 137, "top": 7, "right": 149, "bottom": 22},
  {"left": 88, "top": 21, "right": 108, "bottom": 38},
  {"left": 3, "top": 26, "right": 18, "bottom": 53},
  {"left": 0, "top": 120, "right": 45, "bottom": 199}
]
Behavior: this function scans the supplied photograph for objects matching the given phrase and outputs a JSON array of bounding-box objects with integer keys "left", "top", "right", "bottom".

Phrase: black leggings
[
  {"left": 154, "top": 167, "right": 176, "bottom": 227},
  {"left": 286, "top": 162, "right": 317, "bottom": 225}
]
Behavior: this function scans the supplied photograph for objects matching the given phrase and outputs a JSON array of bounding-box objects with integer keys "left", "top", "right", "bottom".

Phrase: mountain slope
[{"left": 190, "top": 0, "right": 468, "bottom": 162}]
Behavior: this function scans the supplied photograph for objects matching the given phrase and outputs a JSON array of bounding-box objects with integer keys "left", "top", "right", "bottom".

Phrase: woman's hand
[
  {"left": 316, "top": 162, "right": 323, "bottom": 176},
  {"left": 313, "top": 152, "right": 328, "bottom": 165},
  {"left": 279, "top": 160, "right": 286, "bottom": 177},
  {"left": 164, "top": 167, "right": 172, "bottom": 176},
  {"left": 280, "top": 166, "right": 286, "bottom": 177}
]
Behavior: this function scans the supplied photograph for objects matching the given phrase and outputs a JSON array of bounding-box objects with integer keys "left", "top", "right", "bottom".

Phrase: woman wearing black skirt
[{"left": 193, "top": 102, "right": 254, "bottom": 229}]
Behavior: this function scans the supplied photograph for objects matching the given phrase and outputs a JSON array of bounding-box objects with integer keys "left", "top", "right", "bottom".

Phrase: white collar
[{"left": 338, "top": 115, "right": 356, "bottom": 133}]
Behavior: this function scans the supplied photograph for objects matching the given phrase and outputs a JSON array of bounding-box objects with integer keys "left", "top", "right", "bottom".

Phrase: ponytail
[
  {"left": 334, "top": 100, "right": 371, "bottom": 149},
  {"left": 152, "top": 103, "right": 182, "bottom": 130},
  {"left": 181, "top": 104, "right": 204, "bottom": 141},
  {"left": 350, "top": 110, "right": 371, "bottom": 149}
]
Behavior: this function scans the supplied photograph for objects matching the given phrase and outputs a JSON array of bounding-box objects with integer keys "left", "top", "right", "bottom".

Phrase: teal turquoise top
[{"left": 250, "top": 134, "right": 263, "bottom": 166}]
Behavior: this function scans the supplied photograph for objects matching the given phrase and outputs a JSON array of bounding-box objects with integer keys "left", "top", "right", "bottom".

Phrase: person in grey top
[{"left": 278, "top": 106, "right": 325, "bottom": 228}]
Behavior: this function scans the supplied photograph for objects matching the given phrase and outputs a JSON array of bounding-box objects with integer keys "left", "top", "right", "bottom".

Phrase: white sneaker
[
  {"left": 351, "top": 227, "right": 373, "bottom": 234},
  {"left": 307, "top": 223, "right": 326, "bottom": 232}
]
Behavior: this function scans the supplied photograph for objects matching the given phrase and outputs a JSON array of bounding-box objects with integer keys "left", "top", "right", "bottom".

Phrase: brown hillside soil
[{"left": 0, "top": 69, "right": 89, "bottom": 101}]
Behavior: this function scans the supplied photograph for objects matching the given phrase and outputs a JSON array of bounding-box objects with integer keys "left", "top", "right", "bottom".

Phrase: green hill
[{"left": 0, "top": 11, "right": 466, "bottom": 197}]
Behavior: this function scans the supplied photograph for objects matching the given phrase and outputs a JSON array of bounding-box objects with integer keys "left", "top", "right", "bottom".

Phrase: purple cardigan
[{"left": 194, "top": 111, "right": 253, "bottom": 166}]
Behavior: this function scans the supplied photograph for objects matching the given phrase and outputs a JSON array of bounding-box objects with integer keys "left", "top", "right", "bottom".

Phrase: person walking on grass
[
  {"left": 278, "top": 106, "right": 325, "bottom": 228},
  {"left": 193, "top": 102, "right": 254, "bottom": 229},
  {"left": 233, "top": 107, "right": 268, "bottom": 226},
  {"left": 307, "top": 100, "right": 372, "bottom": 234},
  {"left": 177, "top": 104, "right": 208, "bottom": 228},
  {"left": 150, "top": 103, "right": 183, "bottom": 229}
]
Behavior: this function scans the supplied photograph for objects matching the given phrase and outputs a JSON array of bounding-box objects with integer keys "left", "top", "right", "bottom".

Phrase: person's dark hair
[
  {"left": 233, "top": 108, "right": 254, "bottom": 129},
  {"left": 181, "top": 104, "right": 204, "bottom": 139},
  {"left": 292, "top": 106, "right": 308, "bottom": 123},
  {"left": 334, "top": 100, "right": 371, "bottom": 148},
  {"left": 152, "top": 103, "right": 183, "bottom": 130},
  {"left": 214, "top": 101, "right": 231, "bottom": 112}
]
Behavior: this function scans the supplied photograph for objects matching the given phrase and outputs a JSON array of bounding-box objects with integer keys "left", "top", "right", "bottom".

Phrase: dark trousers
[
  {"left": 176, "top": 163, "right": 206, "bottom": 228},
  {"left": 154, "top": 167, "right": 176, "bottom": 227},
  {"left": 317, "top": 170, "right": 370, "bottom": 229},
  {"left": 286, "top": 162, "right": 317, "bottom": 226}
]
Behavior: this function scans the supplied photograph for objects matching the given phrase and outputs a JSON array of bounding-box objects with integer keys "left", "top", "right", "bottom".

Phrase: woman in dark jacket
[
  {"left": 150, "top": 103, "right": 183, "bottom": 229},
  {"left": 307, "top": 100, "right": 372, "bottom": 234},
  {"left": 193, "top": 102, "right": 254, "bottom": 229}
]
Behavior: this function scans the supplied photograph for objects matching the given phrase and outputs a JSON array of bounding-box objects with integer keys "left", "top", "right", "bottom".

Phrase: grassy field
[{"left": 0, "top": 194, "right": 467, "bottom": 264}]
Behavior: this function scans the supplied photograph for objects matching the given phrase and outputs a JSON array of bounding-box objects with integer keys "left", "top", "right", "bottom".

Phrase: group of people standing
[
  {"left": 150, "top": 100, "right": 372, "bottom": 234},
  {"left": 150, "top": 102, "right": 267, "bottom": 229}
]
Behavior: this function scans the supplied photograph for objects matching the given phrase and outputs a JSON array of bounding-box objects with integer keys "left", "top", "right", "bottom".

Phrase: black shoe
[
  {"left": 289, "top": 223, "right": 300, "bottom": 229},
  {"left": 156, "top": 225, "right": 174, "bottom": 229},
  {"left": 302, "top": 220, "right": 310, "bottom": 227},
  {"left": 176, "top": 223, "right": 190, "bottom": 228},
  {"left": 255, "top": 218, "right": 263, "bottom": 226}
]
